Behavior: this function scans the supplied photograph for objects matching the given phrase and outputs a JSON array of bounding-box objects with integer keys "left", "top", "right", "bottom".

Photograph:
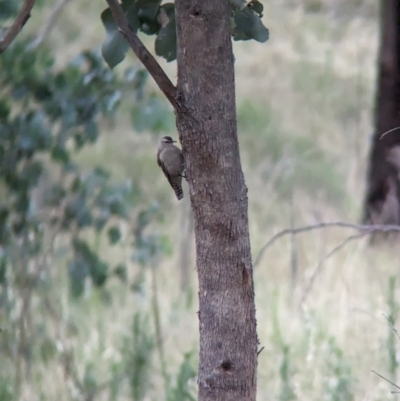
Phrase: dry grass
[{"left": 11, "top": 0, "right": 400, "bottom": 400}]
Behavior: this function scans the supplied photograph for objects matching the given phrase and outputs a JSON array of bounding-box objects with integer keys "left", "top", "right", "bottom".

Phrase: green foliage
[
  {"left": 69, "top": 238, "right": 109, "bottom": 297},
  {"left": 237, "top": 101, "right": 345, "bottom": 206},
  {"left": 278, "top": 345, "right": 296, "bottom": 401},
  {"left": 0, "top": 38, "right": 173, "bottom": 396},
  {"left": 83, "top": 363, "right": 98, "bottom": 399},
  {"left": 232, "top": 1, "right": 269, "bottom": 42},
  {"left": 114, "top": 263, "right": 128, "bottom": 282},
  {"left": 100, "top": 0, "right": 269, "bottom": 67},
  {"left": 131, "top": 202, "right": 173, "bottom": 270},
  {"left": 248, "top": 0, "right": 264, "bottom": 16},
  {"left": 0, "top": 40, "right": 169, "bottom": 254},
  {"left": 0, "top": 376, "right": 13, "bottom": 401},
  {"left": 124, "top": 312, "right": 155, "bottom": 401},
  {"left": 131, "top": 95, "right": 175, "bottom": 133},
  {"left": 101, "top": 7, "right": 131, "bottom": 69},
  {"left": 0, "top": 0, "right": 18, "bottom": 20},
  {"left": 154, "top": 3, "right": 176, "bottom": 62},
  {"left": 270, "top": 291, "right": 297, "bottom": 401},
  {"left": 108, "top": 225, "right": 122, "bottom": 244},
  {"left": 322, "top": 337, "right": 354, "bottom": 401},
  {"left": 38, "top": 336, "right": 57, "bottom": 365},
  {"left": 386, "top": 276, "right": 398, "bottom": 380},
  {"left": 0, "top": 42, "right": 141, "bottom": 298},
  {"left": 101, "top": 0, "right": 163, "bottom": 68},
  {"left": 229, "top": 0, "right": 247, "bottom": 10},
  {"left": 167, "top": 352, "right": 197, "bottom": 401}
]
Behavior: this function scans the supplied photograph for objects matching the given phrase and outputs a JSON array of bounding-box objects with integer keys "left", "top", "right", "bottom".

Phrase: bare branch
[
  {"left": 106, "top": 0, "right": 177, "bottom": 108},
  {"left": 254, "top": 222, "right": 400, "bottom": 268},
  {"left": 30, "top": 0, "right": 71, "bottom": 49},
  {"left": 0, "top": 0, "right": 36, "bottom": 53},
  {"left": 371, "top": 370, "right": 400, "bottom": 391},
  {"left": 379, "top": 126, "right": 400, "bottom": 140},
  {"left": 299, "top": 232, "right": 366, "bottom": 306},
  {"left": 289, "top": 190, "right": 298, "bottom": 296},
  {"left": 382, "top": 313, "right": 400, "bottom": 341}
]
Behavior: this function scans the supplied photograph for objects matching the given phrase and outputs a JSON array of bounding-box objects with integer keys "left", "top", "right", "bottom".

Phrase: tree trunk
[
  {"left": 179, "top": 196, "right": 194, "bottom": 292},
  {"left": 174, "top": 1, "right": 258, "bottom": 400},
  {"left": 363, "top": 0, "right": 400, "bottom": 227}
]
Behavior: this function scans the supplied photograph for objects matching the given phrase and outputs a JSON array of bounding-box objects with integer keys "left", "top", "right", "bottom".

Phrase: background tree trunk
[
  {"left": 174, "top": 1, "right": 258, "bottom": 400},
  {"left": 363, "top": 0, "right": 400, "bottom": 227}
]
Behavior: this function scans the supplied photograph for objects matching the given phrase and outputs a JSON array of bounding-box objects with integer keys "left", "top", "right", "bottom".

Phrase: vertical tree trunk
[
  {"left": 174, "top": 1, "right": 258, "bottom": 400},
  {"left": 179, "top": 196, "right": 194, "bottom": 292},
  {"left": 363, "top": 0, "right": 400, "bottom": 226}
]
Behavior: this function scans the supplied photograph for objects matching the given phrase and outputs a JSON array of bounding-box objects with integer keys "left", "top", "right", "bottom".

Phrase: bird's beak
[{"left": 172, "top": 140, "right": 177, "bottom": 143}]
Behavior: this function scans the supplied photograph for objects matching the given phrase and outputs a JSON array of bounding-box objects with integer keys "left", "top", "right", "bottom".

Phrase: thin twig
[
  {"left": 257, "top": 346, "right": 265, "bottom": 356},
  {"left": 30, "top": 0, "right": 70, "bottom": 49},
  {"left": 254, "top": 222, "right": 400, "bottom": 268},
  {"left": 371, "top": 369, "right": 400, "bottom": 391},
  {"left": 379, "top": 126, "right": 400, "bottom": 140},
  {"left": 300, "top": 232, "right": 366, "bottom": 306},
  {"left": 289, "top": 189, "right": 298, "bottom": 298},
  {"left": 382, "top": 313, "right": 400, "bottom": 341},
  {"left": 106, "top": 0, "right": 177, "bottom": 108},
  {"left": 0, "top": 0, "right": 36, "bottom": 53}
]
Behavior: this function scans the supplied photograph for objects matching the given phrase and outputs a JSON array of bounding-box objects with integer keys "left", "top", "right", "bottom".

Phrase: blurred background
[{"left": 1, "top": 0, "right": 399, "bottom": 400}]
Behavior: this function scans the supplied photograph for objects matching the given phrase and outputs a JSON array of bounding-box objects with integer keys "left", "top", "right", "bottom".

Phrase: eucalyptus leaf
[
  {"left": 90, "top": 260, "right": 109, "bottom": 287},
  {"left": 136, "top": 0, "right": 162, "bottom": 21},
  {"left": 0, "top": 257, "right": 6, "bottom": 284},
  {"left": 108, "top": 226, "right": 122, "bottom": 245},
  {"left": 139, "top": 18, "right": 161, "bottom": 35},
  {"left": 100, "top": 8, "right": 129, "bottom": 69},
  {"left": 114, "top": 263, "right": 127, "bottom": 282},
  {"left": 229, "top": 0, "right": 247, "bottom": 10},
  {"left": 39, "top": 338, "right": 57, "bottom": 365},
  {"left": 51, "top": 146, "right": 70, "bottom": 164},
  {"left": 85, "top": 120, "right": 99, "bottom": 142},
  {"left": 100, "top": 2, "right": 141, "bottom": 69},
  {"left": 248, "top": 0, "right": 263, "bottom": 16},
  {"left": 155, "top": 4, "right": 176, "bottom": 62},
  {"left": 0, "top": 100, "right": 10, "bottom": 121},
  {"left": 20, "top": 161, "right": 43, "bottom": 186},
  {"left": 0, "top": 0, "right": 18, "bottom": 20},
  {"left": 233, "top": 7, "right": 269, "bottom": 43},
  {"left": 72, "top": 239, "right": 109, "bottom": 287},
  {"left": 68, "top": 258, "right": 89, "bottom": 298}
]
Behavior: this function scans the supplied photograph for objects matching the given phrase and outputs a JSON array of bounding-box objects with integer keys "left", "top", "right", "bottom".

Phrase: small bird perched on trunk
[{"left": 157, "top": 136, "right": 185, "bottom": 200}]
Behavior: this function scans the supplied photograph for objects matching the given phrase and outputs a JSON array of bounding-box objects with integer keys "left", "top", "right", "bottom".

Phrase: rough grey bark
[
  {"left": 174, "top": 1, "right": 258, "bottom": 400},
  {"left": 363, "top": 0, "right": 400, "bottom": 227},
  {"left": 179, "top": 196, "right": 194, "bottom": 291}
]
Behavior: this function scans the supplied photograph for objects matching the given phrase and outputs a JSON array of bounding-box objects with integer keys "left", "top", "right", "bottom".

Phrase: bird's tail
[{"left": 168, "top": 176, "right": 184, "bottom": 200}]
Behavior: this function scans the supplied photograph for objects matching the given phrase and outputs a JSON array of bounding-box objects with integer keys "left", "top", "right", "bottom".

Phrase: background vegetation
[{"left": 1, "top": 0, "right": 398, "bottom": 400}]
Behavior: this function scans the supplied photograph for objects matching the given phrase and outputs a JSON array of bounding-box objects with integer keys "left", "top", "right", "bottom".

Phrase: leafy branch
[
  {"left": 105, "top": 0, "right": 177, "bottom": 108},
  {"left": 100, "top": 0, "right": 269, "bottom": 71}
]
